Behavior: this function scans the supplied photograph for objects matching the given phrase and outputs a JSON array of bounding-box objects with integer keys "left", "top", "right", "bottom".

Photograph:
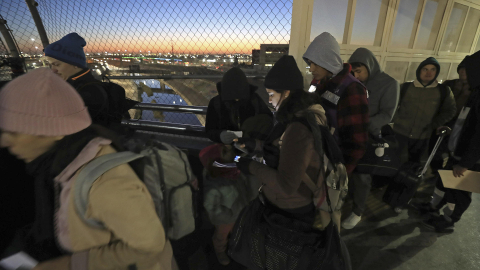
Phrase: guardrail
[
  {"left": 132, "top": 103, "right": 207, "bottom": 114},
  {"left": 122, "top": 119, "right": 207, "bottom": 138},
  {"left": 106, "top": 75, "right": 265, "bottom": 80}
]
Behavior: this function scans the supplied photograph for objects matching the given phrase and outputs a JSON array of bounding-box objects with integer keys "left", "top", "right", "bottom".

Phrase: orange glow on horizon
[{"left": 84, "top": 35, "right": 288, "bottom": 55}]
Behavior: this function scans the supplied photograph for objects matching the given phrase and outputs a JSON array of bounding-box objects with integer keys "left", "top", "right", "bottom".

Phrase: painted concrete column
[{"left": 289, "top": 0, "right": 314, "bottom": 91}]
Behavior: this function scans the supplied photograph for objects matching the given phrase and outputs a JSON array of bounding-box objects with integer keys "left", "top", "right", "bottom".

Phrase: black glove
[
  {"left": 235, "top": 137, "right": 257, "bottom": 153},
  {"left": 236, "top": 157, "right": 253, "bottom": 175}
]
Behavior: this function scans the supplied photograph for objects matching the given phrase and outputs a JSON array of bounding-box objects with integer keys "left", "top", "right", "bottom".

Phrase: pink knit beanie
[{"left": 0, "top": 68, "right": 92, "bottom": 136}]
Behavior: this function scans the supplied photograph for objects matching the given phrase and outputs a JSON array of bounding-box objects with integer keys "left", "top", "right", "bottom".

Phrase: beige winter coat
[{"left": 54, "top": 138, "right": 177, "bottom": 270}]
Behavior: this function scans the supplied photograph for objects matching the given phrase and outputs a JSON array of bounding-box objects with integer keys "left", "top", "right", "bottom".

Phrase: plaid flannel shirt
[{"left": 313, "top": 64, "right": 369, "bottom": 174}]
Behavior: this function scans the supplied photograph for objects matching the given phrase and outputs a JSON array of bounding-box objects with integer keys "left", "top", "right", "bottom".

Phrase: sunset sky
[
  {"left": 1, "top": 0, "right": 292, "bottom": 55},
  {"left": 1, "top": 0, "right": 440, "bottom": 56}
]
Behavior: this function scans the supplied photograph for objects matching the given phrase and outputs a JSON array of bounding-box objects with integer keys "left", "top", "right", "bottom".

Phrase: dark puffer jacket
[
  {"left": 452, "top": 50, "right": 480, "bottom": 169},
  {"left": 67, "top": 69, "right": 110, "bottom": 126}
]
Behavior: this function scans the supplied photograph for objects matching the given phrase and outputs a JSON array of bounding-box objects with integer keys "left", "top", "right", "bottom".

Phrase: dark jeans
[
  {"left": 395, "top": 133, "right": 429, "bottom": 164},
  {"left": 435, "top": 157, "right": 479, "bottom": 223},
  {"left": 349, "top": 173, "right": 372, "bottom": 216}
]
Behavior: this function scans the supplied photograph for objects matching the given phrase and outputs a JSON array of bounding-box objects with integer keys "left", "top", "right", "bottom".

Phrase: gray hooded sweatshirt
[
  {"left": 348, "top": 48, "right": 399, "bottom": 136},
  {"left": 303, "top": 32, "right": 343, "bottom": 76}
]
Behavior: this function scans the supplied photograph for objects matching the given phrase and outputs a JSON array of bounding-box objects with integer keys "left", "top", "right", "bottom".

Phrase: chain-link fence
[
  {"left": 0, "top": 1, "right": 45, "bottom": 77},
  {"left": 0, "top": 27, "right": 11, "bottom": 81},
  {"left": 1, "top": 0, "right": 291, "bottom": 125}
]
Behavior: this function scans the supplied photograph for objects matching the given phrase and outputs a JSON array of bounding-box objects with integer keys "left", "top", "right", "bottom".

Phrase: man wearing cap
[
  {"left": 392, "top": 57, "right": 456, "bottom": 165},
  {"left": 302, "top": 32, "right": 369, "bottom": 176},
  {"left": 44, "top": 33, "right": 112, "bottom": 128}
]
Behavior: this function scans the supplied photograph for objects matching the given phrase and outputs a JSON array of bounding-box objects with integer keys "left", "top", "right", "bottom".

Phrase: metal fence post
[
  {"left": 25, "top": 0, "right": 49, "bottom": 49},
  {"left": 0, "top": 18, "right": 20, "bottom": 58}
]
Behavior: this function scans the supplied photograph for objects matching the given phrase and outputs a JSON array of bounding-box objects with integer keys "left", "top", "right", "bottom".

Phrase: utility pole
[{"left": 170, "top": 40, "right": 175, "bottom": 56}]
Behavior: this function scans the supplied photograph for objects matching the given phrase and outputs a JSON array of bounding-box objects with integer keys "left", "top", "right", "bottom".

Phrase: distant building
[
  {"left": 260, "top": 44, "right": 289, "bottom": 69},
  {"left": 252, "top": 49, "right": 260, "bottom": 65},
  {"left": 129, "top": 64, "right": 140, "bottom": 72}
]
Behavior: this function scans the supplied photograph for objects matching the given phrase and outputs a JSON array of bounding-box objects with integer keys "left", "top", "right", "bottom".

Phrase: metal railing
[
  {"left": 107, "top": 75, "right": 266, "bottom": 80},
  {"left": 124, "top": 103, "right": 208, "bottom": 137},
  {"left": 122, "top": 119, "right": 207, "bottom": 138},
  {"left": 132, "top": 103, "right": 207, "bottom": 115}
]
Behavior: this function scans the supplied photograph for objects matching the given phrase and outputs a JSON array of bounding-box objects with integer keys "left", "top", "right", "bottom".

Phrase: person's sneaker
[
  {"left": 422, "top": 215, "right": 454, "bottom": 233},
  {"left": 393, "top": 207, "right": 403, "bottom": 214},
  {"left": 410, "top": 201, "right": 439, "bottom": 215},
  {"left": 341, "top": 213, "right": 361, "bottom": 229}
]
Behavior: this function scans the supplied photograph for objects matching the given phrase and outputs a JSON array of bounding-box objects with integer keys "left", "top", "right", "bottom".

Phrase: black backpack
[{"left": 77, "top": 79, "right": 139, "bottom": 123}]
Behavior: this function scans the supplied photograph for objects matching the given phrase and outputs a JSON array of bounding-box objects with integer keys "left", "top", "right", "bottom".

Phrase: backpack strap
[
  {"left": 398, "top": 82, "right": 412, "bottom": 109},
  {"left": 438, "top": 83, "right": 450, "bottom": 108},
  {"left": 74, "top": 151, "right": 144, "bottom": 228},
  {"left": 398, "top": 82, "right": 450, "bottom": 110},
  {"left": 320, "top": 73, "right": 364, "bottom": 106}
]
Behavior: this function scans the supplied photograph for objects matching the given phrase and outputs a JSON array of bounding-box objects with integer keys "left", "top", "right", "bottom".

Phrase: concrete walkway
[
  {"left": 178, "top": 177, "right": 479, "bottom": 270},
  {"left": 341, "top": 177, "right": 479, "bottom": 270}
]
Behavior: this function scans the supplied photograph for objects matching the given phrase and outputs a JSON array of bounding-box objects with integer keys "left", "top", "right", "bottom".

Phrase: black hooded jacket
[
  {"left": 452, "top": 51, "right": 480, "bottom": 169},
  {"left": 205, "top": 82, "right": 272, "bottom": 143},
  {"left": 67, "top": 69, "right": 110, "bottom": 125}
]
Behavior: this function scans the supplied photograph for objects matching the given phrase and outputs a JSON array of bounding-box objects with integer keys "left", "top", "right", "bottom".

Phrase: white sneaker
[{"left": 342, "top": 213, "right": 361, "bottom": 229}]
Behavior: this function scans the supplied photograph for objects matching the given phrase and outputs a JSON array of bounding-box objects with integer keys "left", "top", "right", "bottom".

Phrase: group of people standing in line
[
  {"left": 203, "top": 31, "right": 480, "bottom": 266},
  {"left": 0, "top": 29, "right": 479, "bottom": 270}
]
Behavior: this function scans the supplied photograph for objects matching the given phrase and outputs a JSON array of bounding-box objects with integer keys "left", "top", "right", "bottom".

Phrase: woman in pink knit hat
[{"left": 0, "top": 68, "right": 177, "bottom": 270}]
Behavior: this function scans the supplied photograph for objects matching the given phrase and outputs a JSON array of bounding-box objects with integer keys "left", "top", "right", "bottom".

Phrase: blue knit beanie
[{"left": 45, "top": 33, "right": 87, "bottom": 69}]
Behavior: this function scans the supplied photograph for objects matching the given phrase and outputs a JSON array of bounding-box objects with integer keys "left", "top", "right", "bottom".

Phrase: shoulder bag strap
[{"left": 74, "top": 151, "right": 144, "bottom": 228}]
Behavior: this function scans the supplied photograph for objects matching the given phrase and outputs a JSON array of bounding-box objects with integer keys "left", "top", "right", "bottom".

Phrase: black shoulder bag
[{"left": 228, "top": 119, "right": 351, "bottom": 270}]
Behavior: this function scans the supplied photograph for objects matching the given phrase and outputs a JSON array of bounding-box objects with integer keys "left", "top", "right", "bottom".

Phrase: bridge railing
[
  {"left": 124, "top": 103, "right": 207, "bottom": 138},
  {"left": 103, "top": 73, "right": 266, "bottom": 126}
]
